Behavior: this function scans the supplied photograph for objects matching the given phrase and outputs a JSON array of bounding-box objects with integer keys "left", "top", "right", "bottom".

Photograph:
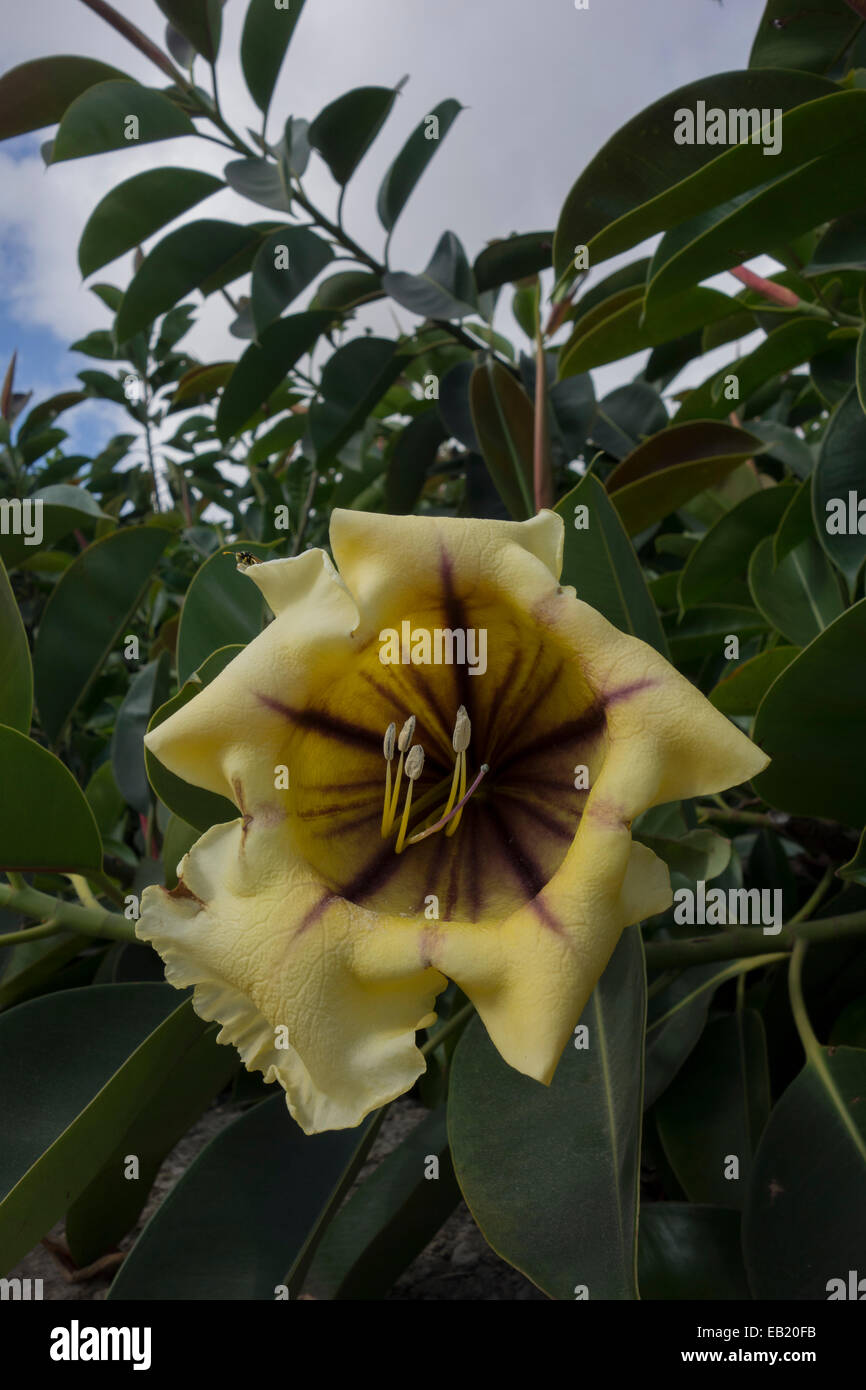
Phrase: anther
[
  {"left": 383, "top": 722, "right": 396, "bottom": 761},
  {"left": 395, "top": 745, "right": 425, "bottom": 853},
  {"left": 397, "top": 715, "right": 416, "bottom": 752},
  {"left": 452, "top": 705, "right": 470, "bottom": 754},
  {"left": 381, "top": 721, "right": 397, "bottom": 836}
]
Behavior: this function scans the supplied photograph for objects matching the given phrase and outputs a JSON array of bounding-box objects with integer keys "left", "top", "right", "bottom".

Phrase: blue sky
[{"left": 1, "top": 0, "right": 769, "bottom": 461}]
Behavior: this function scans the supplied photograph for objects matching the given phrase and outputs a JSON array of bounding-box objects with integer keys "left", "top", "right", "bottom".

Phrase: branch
[{"left": 0, "top": 881, "right": 138, "bottom": 944}]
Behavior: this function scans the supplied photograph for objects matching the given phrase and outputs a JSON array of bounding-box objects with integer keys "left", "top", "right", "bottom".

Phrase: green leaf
[
  {"left": 638, "top": 1204, "right": 750, "bottom": 1300},
  {"left": 107, "top": 1093, "right": 376, "bottom": 1299},
  {"left": 303, "top": 1107, "right": 461, "bottom": 1299},
  {"left": 606, "top": 421, "right": 763, "bottom": 536},
  {"left": 635, "top": 829, "right": 732, "bottom": 884},
  {"left": 177, "top": 544, "right": 271, "bottom": 684},
  {"left": 665, "top": 604, "right": 768, "bottom": 664},
  {"left": 377, "top": 99, "right": 463, "bottom": 232},
  {"left": 312, "top": 269, "right": 384, "bottom": 312},
  {"left": 78, "top": 168, "right": 223, "bottom": 278},
  {"left": 0, "top": 726, "right": 102, "bottom": 873},
  {"left": 0, "top": 983, "right": 186, "bottom": 1272},
  {"left": 217, "top": 310, "right": 333, "bottom": 441},
  {"left": 172, "top": 360, "right": 234, "bottom": 408},
  {"left": 0, "top": 483, "right": 113, "bottom": 572},
  {"left": 840, "top": 827, "right": 866, "bottom": 886},
  {"left": 556, "top": 472, "right": 668, "bottom": 655},
  {"left": 709, "top": 646, "right": 800, "bottom": 717},
  {"left": 753, "top": 600, "right": 866, "bottom": 824},
  {"left": 51, "top": 80, "right": 195, "bottom": 163},
  {"left": 468, "top": 359, "right": 534, "bottom": 521},
  {"left": 0, "top": 56, "right": 130, "bottom": 140},
  {"left": 309, "top": 85, "right": 398, "bottom": 185},
  {"left": 309, "top": 338, "right": 403, "bottom": 469},
  {"left": 0, "top": 558, "right": 31, "bottom": 734},
  {"left": 645, "top": 135, "right": 866, "bottom": 310},
  {"left": 773, "top": 476, "right": 815, "bottom": 568},
  {"left": 644, "top": 964, "right": 729, "bottom": 1110},
  {"left": 33, "top": 527, "right": 171, "bottom": 744},
  {"left": 814, "top": 388, "right": 866, "bottom": 597},
  {"left": 241, "top": 0, "right": 306, "bottom": 113},
  {"left": 155, "top": 0, "right": 223, "bottom": 62},
  {"left": 749, "top": 0, "right": 860, "bottom": 72},
  {"left": 160, "top": 813, "right": 200, "bottom": 889},
  {"left": 675, "top": 318, "right": 833, "bottom": 423},
  {"left": 656, "top": 1013, "right": 770, "bottom": 1209},
  {"left": 65, "top": 1001, "right": 237, "bottom": 1266},
  {"left": 223, "top": 157, "right": 290, "bottom": 211},
  {"left": 473, "top": 231, "right": 553, "bottom": 293},
  {"left": 448, "top": 926, "right": 646, "bottom": 1300},
  {"left": 383, "top": 230, "right": 479, "bottom": 320},
  {"left": 18, "top": 391, "right": 88, "bottom": 442},
  {"left": 146, "top": 647, "right": 242, "bottom": 832},
  {"left": 111, "top": 654, "right": 171, "bottom": 815},
  {"left": 743, "top": 1047, "right": 866, "bottom": 1298},
  {"left": 250, "top": 228, "right": 334, "bottom": 335},
  {"left": 385, "top": 409, "right": 447, "bottom": 514},
  {"left": 679, "top": 485, "right": 794, "bottom": 612},
  {"left": 748, "top": 535, "right": 843, "bottom": 647},
  {"left": 553, "top": 72, "right": 836, "bottom": 275},
  {"left": 116, "top": 221, "right": 267, "bottom": 343},
  {"left": 85, "top": 760, "right": 125, "bottom": 838},
  {"left": 558, "top": 286, "right": 738, "bottom": 378}
]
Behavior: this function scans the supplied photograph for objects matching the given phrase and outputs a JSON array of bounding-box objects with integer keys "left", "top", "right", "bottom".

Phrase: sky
[{"left": 0, "top": 0, "right": 771, "bottom": 462}]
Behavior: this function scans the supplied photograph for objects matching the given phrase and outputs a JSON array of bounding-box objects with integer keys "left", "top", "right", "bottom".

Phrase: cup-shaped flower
[{"left": 139, "top": 509, "right": 768, "bottom": 1134}]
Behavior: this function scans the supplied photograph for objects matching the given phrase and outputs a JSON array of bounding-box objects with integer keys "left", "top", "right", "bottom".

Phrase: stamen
[
  {"left": 395, "top": 745, "right": 425, "bottom": 854},
  {"left": 387, "top": 715, "right": 417, "bottom": 828},
  {"left": 445, "top": 749, "right": 468, "bottom": 837},
  {"left": 381, "top": 722, "right": 397, "bottom": 836},
  {"left": 452, "top": 704, "right": 470, "bottom": 754},
  {"left": 406, "top": 764, "right": 489, "bottom": 846}
]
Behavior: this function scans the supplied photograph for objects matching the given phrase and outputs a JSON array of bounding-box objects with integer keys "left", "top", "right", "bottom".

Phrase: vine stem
[
  {"left": 0, "top": 881, "right": 138, "bottom": 944},
  {"left": 644, "top": 909, "right": 866, "bottom": 969},
  {"left": 421, "top": 1000, "right": 475, "bottom": 1055},
  {"left": 0, "top": 917, "right": 63, "bottom": 948}
]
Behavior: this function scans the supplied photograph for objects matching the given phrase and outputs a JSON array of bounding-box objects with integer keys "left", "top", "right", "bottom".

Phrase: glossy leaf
[
  {"left": 309, "top": 85, "right": 397, "bottom": 185},
  {"left": 309, "top": 338, "right": 403, "bottom": 469},
  {"left": 0, "top": 56, "right": 129, "bottom": 139},
  {"left": 656, "top": 1013, "right": 770, "bottom": 1209},
  {"left": 155, "top": 0, "right": 223, "bottom": 62},
  {"left": 448, "top": 926, "right": 645, "bottom": 1300},
  {"left": 177, "top": 545, "right": 271, "bottom": 684},
  {"left": 743, "top": 1047, "right": 866, "bottom": 1298},
  {"left": 223, "top": 157, "right": 290, "bottom": 212},
  {"left": 52, "top": 81, "right": 195, "bottom": 163},
  {"left": 111, "top": 654, "right": 171, "bottom": 815},
  {"left": 639, "top": 1204, "right": 749, "bottom": 1300},
  {"left": 747, "top": 535, "right": 843, "bottom": 647},
  {"left": 556, "top": 472, "right": 668, "bottom": 655},
  {"left": 473, "top": 231, "right": 553, "bottom": 293},
  {"left": 146, "top": 647, "right": 242, "bottom": 832},
  {"left": 636, "top": 829, "right": 731, "bottom": 884},
  {"left": 709, "top": 646, "right": 799, "bottom": 717},
  {"left": 468, "top": 359, "right": 534, "bottom": 521},
  {"left": 559, "top": 286, "right": 737, "bottom": 378},
  {"left": 0, "top": 558, "right": 32, "bottom": 734},
  {"left": 33, "top": 527, "right": 171, "bottom": 743},
  {"left": 107, "top": 1093, "right": 376, "bottom": 1299},
  {"left": 675, "top": 318, "right": 832, "bottom": 423},
  {"left": 384, "top": 231, "right": 478, "bottom": 320},
  {"left": 678, "top": 485, "right": 794, "bottom": 612},
  {"left": 0, "top": 484, "right": 112, "bottom": 570},
  {"left": 65, "top": 1003, "right": 237, "bottom": 1266},
  {"left": 753, "top": 600, "right": 866, "bottom": 824},
  {"left": 606, "top": 421, "right": 763, "bottom": 535},
  {"left": 160, "top": 813, "right": 199, "bottom": 890},
  {"left": 303, "top": 1107, "right": 460, "bottom": 1299},
  {"left": 377, "top": 99, "right": 463, "bottom": 232},
  {"left": 774, "top": 476, "right": 815, "bottom": 567},
  {"left": 0, "top": 726, "right": 102, "bottom": 873},
  {"left": 385, "top": 409, "right": 447, "bottom": 514},
  {"left": 116, "top": 221, "right": 266, "bottom": 343},
  {"left": 217, "top": 310, "right": 332, "bottom": 440},
  {"left": 813, "top": 388, "right": 866, "bottom": 596},
  {"left": 312, "top": 269, "right": 384, "bottom": 312},
  {"left": 553, "top": 72, "right": 835, "bottom": 275},
  {"left": 749, "top": 0, "right": 860, "bottom": 72},
  {"left": 250, "top": 228, "right": 333, "bottom": 335},
  {"left": 78, "top": 168, "right": 223, "bottom": 278},
  {"left": 0, "top": 983, "right": 184, "bottom": 1272},
  {"left": 241, "top": 0, "right": 307, "bottom": 113}
]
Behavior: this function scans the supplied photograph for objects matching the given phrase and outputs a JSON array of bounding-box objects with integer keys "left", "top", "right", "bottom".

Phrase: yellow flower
[{"left": 138, "top": 509, "right": 768, "bottom": 1134}]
